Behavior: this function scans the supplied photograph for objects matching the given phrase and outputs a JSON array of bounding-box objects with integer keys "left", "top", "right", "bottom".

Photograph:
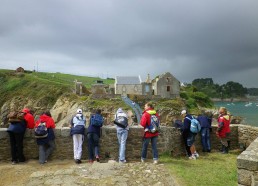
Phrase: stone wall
[
  {"left": 237, "top": 125, "right": 258, "bottom": 186},
  {"left": 0, "top": 125, "right": 240, "bottom": 162}
]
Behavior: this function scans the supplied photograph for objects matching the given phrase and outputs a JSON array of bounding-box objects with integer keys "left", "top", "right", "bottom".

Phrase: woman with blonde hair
[{"left": 216, "top": 107, "right": 231, "bottom": 154}]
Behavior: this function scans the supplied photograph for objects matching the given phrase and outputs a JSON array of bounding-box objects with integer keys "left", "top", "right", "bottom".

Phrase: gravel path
[{"left": 0, "top": 160, "right": 179, "bottom": 186}]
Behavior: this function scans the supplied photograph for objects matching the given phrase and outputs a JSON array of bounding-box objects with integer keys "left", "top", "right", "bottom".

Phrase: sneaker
[
  {"left": 194, "top": 152, "right": 199, "bottom": 158},
  {"left": 88, "top": 160, "right": 94, "bottom": 164},
  {"left": 12, "top": 161, "right": 17, "bottom": 165},
  {"left": 119, "top": 159, "right": 127, "bottom": 163},
  {"left": 75, "top": 159, "right": 79, "bottom": 164},
  {"left": 77, "top": 159, "right": 82, "bottom": 164},
  {"left": 189, "top": 155, "right": 196, "bottom": 160},
  {"left": 141, "top": 158, "right": 145, "bottom": 163},
  {"left": 153, "top": 160, "right": 158, "bottom": 164}
]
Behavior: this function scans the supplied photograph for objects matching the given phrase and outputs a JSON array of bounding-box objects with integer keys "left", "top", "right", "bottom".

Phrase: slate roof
[{"left": 116, "top": 76, "right": 141, "bottom": 85}]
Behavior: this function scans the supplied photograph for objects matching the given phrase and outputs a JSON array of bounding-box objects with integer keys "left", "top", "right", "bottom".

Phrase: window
[{"left": 167, "top": 86, "right": 170, "bottom": 92}]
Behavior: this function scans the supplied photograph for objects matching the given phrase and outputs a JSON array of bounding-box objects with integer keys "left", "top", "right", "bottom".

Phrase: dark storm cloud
[{"left": 0, "top": 0, "right": 258, "bottom": 87}]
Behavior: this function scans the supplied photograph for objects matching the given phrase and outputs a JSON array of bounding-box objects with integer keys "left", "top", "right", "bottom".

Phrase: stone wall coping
[{"left": 237, "top": 138, "right": 258, "bottom": 171}]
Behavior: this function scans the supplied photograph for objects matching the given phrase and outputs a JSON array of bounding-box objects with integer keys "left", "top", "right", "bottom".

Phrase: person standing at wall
[
  {"left": 114, "top": 108, "right": 129, "bottom": 163},
  {"left": 197, "top": 111, "right": 212, "bottom": 152},
  {"left": 7, "top": 108, "right": 35, "bottom": 164},
  {"left": 70, "top": 109, "right": 86, "bottom": 164},
  {"left": 87, "top": 109, "right": 104, "bottom": 163},
  {"left": 216, "top": 107, "right": 231, "bottom": 154},
  {"left": 140, "top": 102, "right": 159, "bottom": 164},
  {"left": 35, "top": 111, "right": 56, "bottom": 164},
  {"left": 181, "top": 110, "right": 199, "bottom": 160}
]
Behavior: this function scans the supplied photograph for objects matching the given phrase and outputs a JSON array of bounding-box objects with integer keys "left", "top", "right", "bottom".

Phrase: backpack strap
[{"left": 185, "top": 117, "right": 192, "bottom": 121}]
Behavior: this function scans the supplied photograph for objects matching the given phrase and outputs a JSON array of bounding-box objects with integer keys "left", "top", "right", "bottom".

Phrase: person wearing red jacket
[
  {"left": 216, "top": 107, "right": 231, "bottom": 154},
  {"left": 140, "top": 102, "right": 159, "bottom": 164},
  {"left": 35, "top": 111, "right": 56, "bottom": 164},
  {"left": 22, "top": 108, "right": 35, "bottom": 129}
]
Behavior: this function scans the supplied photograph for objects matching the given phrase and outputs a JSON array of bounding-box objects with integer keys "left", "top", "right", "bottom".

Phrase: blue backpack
[
  {"left": 186, "top": 116, "right": 201, "bottom": 133},
  {"left": 147, "top": 114, "right": 160, "bottom": 133},
  {"left": 35, "top": 121, "right": 48, "bottom": 138},
  {"left": 90, "top": 114, "right": 103, "bottom": 127}
]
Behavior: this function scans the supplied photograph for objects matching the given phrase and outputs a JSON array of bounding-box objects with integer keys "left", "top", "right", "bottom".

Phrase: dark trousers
[
  {"left": 182, "top": 131, "right": 191, "bottom": 157},
  {"left": 8, "top": 132, "right": 25, "bottom": 162},
  {"left": 87, "top": 133, "right": 100, "bottom": 160}
]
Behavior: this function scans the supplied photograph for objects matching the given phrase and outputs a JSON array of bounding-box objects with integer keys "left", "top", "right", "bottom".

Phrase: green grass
[{"left": 160, "top": 151, "right": 239, "bottom": 186}]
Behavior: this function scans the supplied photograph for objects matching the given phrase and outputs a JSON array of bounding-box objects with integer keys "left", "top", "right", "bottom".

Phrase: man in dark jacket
[
  {"left": 181, "top": 110, "right": 199, "bottom": 160},
  {"left": 197, "top": 111, "right": 212, "bottom": 152},
  {"left": 87, "top": 109, "right": 103, "bottom": 163}
]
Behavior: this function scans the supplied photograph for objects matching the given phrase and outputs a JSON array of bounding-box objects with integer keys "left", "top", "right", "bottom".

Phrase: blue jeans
[
  {"left": 117, "top": 128, "right": 128, "bottom": 161},
  {"left": 201, "top": 128, "right": 211, "bottom": 151},
  {"left": 87, "top": 133, "right": 100, "bottom": 160},
  {"left": 38, "top": 140, "right": 56, "bottom": 164},
  {"left": 141, "top": 136, "right": 158, "bottom": 160}
]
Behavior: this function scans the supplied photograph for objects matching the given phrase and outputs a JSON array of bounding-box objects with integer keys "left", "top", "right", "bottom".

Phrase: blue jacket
[
  {"left": 37, "top": 128, "right": 55, "bottom": 145},
  {"left": 7, "top": 120, "right": 26, "bottom": 133},
  {"left": 197, "top": 115, "right": 212, "bottom": 128},
  {"left": 183, "top": 114, "right": 193, "bottom": 131},
  {"left": 87, "top": 114, "right": 103, "bottom": 137}
]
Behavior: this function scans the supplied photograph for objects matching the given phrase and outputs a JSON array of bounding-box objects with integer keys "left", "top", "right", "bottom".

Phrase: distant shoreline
[{"left": 211, "top": 97, "right": 258, "bottom": 102}]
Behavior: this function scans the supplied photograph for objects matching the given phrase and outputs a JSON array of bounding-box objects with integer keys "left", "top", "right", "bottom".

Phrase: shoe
[
  {"left": 75, "top": 159, "right": 79, "bottom": 164},
  {"left": 194, "top": 152, "right": 199, "bottom": 158},
  {"left": 96, "top": 155, "right": 100, "bottom": 162},
  {"left": 141, "top": 158, "right": 145, "bottom": 163},
  {"left": 207, "top": 149, "right": 211, "bottom": 153},
  {"left": 77, "top": 159, "right": 82, "bottom": 164},
  {"left": 119, "top": 160, "right": 127, "bottom": 164},
  {"left": 153, "top": 160, "right": 158, "bottom": 164},
  {"left": 44, "top": 160, "right": 48, "bottom": 163},
  {"left": 88, "top": 160, "right": 94, "bottom": 164},
  {"left": 12, "top": 161, "right": 17, "bottom": 165},
  {"left": 189, "top": 155, "right": 196, "bottom": 160}
]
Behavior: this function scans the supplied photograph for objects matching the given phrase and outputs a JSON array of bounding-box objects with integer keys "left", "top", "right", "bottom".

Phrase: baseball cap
[
  {"left": 77, "top": 109, "right": 82, "bottom": 114},
  {"left": 181, "top": 110, "right": 187, "bottom": 115}
]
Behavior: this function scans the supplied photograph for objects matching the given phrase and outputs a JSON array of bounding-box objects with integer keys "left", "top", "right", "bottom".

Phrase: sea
[{"left": 214, "top": 102, "right": 258, "bottom": 126}]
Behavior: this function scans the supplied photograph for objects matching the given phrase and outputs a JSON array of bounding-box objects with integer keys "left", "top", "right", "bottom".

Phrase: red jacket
[
  {"left": 217, "top": 114, "right": 230, "bottom": 138},
  {"left": 35, "top": 114, "right": 56, "bottom": 129},
  {"left": 22, "top": 108, "right": 35, "bottom": 129},
  {"left": 140, "top": 108, "right": 159, "bottom": 138}
]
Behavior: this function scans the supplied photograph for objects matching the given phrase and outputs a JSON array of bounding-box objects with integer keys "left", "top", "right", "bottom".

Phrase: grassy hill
[{"left": 0, "top": 69, "right": 114, "bottom": 107}]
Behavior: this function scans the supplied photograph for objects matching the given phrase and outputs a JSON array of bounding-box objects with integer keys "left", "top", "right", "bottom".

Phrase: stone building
[
  {"left": 115, "top": 72, "right": 180, "bottom": 98},
  {"left": 152, "top": 72, "right": 180, "bottom": 98},
  {"left": 15, "top": 67, "right": 25, "bottom": 73},
  {"left": 115, "top": 76, "right": 143, "bottom": 96},
  {"left": 74, "top": 80, "right": 90, "bottom": 96}
]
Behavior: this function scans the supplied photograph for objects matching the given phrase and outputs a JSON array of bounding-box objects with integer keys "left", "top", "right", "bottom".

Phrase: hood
[
  {"left": 146, "top": 110, "right": 156, "bottom": 115},
  {"left": 39, "top": 114, "right": 51, "bottom": 122},
  {"left": 22, "top": 108, "right": 30, "bottom": 114},
  {"left": 116, "top": 108, "right": 124, "bottom": 114},
  {"left": 223, "top": 115, "right": 230, "bottom": 121}
]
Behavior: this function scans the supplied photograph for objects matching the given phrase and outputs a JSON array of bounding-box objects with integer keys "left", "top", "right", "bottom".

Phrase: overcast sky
[{"left": 0, "top": 0, "right": 258, "bottom": 88}]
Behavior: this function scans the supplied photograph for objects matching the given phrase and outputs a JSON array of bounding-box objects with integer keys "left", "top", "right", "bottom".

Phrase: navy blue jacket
[
  {"left": 197, "top": 115, "right": 212, "bottom": 128},
  {"left": 70, "top": 115, "right": 86, "bottom": 135},
  {"left": 183, "top": 114, "right": 193, "bottom": 131},
  {"left": 7, "top": 120, "right": 26, "bottom": 133},
  {"left": 37, "top": 128, "right": 55, "bottom": 145},
  {"left": 87, "top": 114, "right": 103, "bottom": 137}
]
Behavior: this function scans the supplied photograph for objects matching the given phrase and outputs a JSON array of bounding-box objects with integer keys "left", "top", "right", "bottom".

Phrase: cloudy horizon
[{"left": 1, "top": 0, "right": 258, "bottom": 88}]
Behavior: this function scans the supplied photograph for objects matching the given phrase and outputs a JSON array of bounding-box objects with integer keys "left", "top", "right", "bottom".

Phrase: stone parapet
[{"left": 0, "top": 125, "right": 240, "bottom": 162}]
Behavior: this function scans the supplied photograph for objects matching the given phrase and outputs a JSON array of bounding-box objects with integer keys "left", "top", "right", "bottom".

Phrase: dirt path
[{"left": 0, "top": 160, "right": 179, "bottom": 186}]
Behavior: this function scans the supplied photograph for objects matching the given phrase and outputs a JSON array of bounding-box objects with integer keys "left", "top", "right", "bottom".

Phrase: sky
[{"left": 0, "top": 0, "right": 258, "bottom": 88}]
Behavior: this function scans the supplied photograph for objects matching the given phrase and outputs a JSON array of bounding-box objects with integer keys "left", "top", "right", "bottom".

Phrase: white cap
[
  {"left": 77, "top": 109, "right": 82, "bottom": 114},
  {"left": 181, "top": 110, "right": 187, "bottom": 115}
]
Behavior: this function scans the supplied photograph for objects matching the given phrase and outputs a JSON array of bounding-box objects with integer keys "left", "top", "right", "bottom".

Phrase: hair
[
  {"left": 95, "top": 109, "right": 101, "bottom": 114},
  {"left": 44, "top": 110, "right": 52, "bottom": 117},
  {"left": 146, "top": 102, "right": 154, "bottom": 109},
  {"left": 219, "top": 107, "right": 227, "bottom": 115}
]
